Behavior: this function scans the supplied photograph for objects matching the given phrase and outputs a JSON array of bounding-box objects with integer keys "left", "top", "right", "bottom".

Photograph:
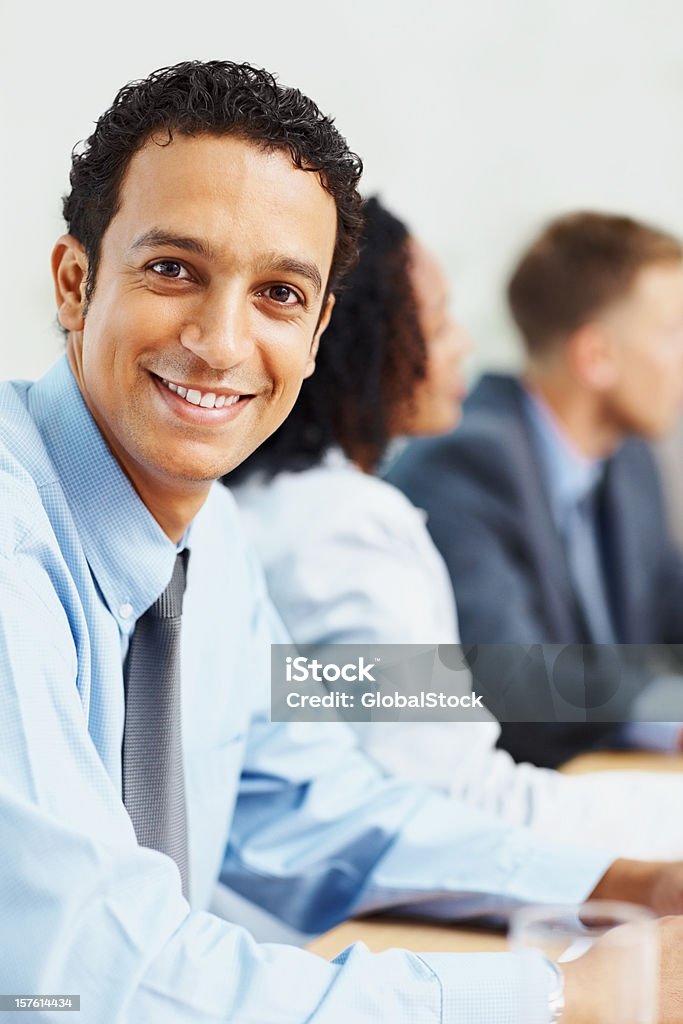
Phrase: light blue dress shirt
[
  {"left": 521, "top": 388, "right": 604, "bottom": 544},
  {"left": 0, "top": 357, "right": 614, "bottom": 1023},
  {"left": 522, "top": 386, "right": 681, "bottom": 751}
]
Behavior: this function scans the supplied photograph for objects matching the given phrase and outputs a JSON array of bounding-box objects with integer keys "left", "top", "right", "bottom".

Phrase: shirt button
[{"left": 119, "top": 602, "right": 134, "bottom": 620}]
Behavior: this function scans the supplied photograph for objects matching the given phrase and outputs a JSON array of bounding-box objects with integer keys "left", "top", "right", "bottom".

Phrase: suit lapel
[{"left": 478, "top": 376, "right": 583, "bottom": 640}]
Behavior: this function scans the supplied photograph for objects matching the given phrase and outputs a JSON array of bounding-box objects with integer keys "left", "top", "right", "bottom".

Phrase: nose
[{"left": 179, "top": 286, "right": 255, "bottom": 370}]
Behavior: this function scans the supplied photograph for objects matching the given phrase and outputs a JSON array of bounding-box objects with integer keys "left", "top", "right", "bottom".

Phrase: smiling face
[
  {"left": 398, "top": 238, "right": 472, "bottom": 436},
  {"left": 54, "top": 133, "right": 337, "bottom": 529}
]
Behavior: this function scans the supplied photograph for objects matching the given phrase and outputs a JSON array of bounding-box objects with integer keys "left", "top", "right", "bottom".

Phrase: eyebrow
[
  {"left": 130, "top": 230, "right": 218, "bottom": 261},
  {"left": 254, "top": 253, "right": 323, "bottom": 297},
  {"left": 129, "top": 232, "right": 324, "bottom": 297}
]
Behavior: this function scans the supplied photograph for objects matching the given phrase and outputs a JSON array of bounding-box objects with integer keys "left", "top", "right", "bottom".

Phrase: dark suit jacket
[{"left": 386, "top": 373, "right": 683, "bottom": 767}]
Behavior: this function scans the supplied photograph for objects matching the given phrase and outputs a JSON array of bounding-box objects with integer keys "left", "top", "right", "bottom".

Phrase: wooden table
[
  {"left": 561, "top": 750, "right": 683, "bottom": 774},
  {"left": 308, "top": 749, "right": 683, "bottom": 959},
  {"left": 308, "top": 918, "right": 507, "bottom": 958}
]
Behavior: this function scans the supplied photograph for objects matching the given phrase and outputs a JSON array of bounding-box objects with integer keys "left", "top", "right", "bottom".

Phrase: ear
[
  {"left": 52, "top": 235, "right": 89, "bottom": 331},
  {"left": 303, "top": 293, "right": 335, "bottom": 379},
  {"left": 567, "top": 321, "right": 618, "bottom": 391}
]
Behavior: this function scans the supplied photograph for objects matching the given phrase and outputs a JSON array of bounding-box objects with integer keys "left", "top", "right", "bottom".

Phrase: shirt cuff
[
  {"left": 503, "top": 836, "right": 615, "bottom": 908},
  {"left": 419, "top": 951, "right": 552, "bottom": 1024}
]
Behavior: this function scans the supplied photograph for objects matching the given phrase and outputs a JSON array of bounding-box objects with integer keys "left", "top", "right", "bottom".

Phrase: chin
[
  {"left": 437, "top": 407, "right": 462, "bottom": 434},
  {"left": 148, "top": 449, "right": 232, "bottom": 484},
  {"left": 625, "top": 412, "right": 676, "bottom": 440}
]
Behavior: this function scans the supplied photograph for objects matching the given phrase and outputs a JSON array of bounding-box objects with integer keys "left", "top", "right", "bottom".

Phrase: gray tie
[
  {"left": 564, "top": 487, "right": 616, "bottom": 643},
  {"left": 122, "top": 550, "right": 190, "bottom": 898}
]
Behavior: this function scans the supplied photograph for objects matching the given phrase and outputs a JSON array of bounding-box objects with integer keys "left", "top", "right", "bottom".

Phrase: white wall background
[{"left": 3, "top": 0, "right": 683, "bottom": 382}]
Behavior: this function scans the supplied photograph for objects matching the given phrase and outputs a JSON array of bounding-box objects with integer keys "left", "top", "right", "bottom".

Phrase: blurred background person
[
  {"left": 655, "top": 414, "right": 683, "bottom": 552},
  {"left": 388, "top": 211, "right": 683, "bottom": 767},
  {"left": 228, "top": 197, "right": 683, "bottom": 860}
]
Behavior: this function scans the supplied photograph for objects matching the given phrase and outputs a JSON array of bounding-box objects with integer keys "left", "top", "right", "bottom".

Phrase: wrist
[
  {"left": 559, "top": 959, "right": 586, "bottom": 1024},
  {"left": 560, "top": 956, "right": 609, "bottom": 1024}
]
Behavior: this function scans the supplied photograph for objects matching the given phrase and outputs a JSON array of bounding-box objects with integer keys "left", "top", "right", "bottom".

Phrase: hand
[
  {"left": 591, "top": 858, "right": 683, "bottom": 916},
  {"left": 649, "top": 863, "right": 683, "bottom": 916},
  {"left": 562, "top": 915, "right": 683, "bottom": 1024}
]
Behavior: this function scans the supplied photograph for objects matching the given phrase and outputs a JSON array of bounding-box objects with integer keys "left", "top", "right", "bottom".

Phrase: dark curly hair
[
  {"left": 62, "top": 60, "right": 363, "bottom": 305},
  {"left": 227, "top": 196, "right": 427, "bottom": 481}
]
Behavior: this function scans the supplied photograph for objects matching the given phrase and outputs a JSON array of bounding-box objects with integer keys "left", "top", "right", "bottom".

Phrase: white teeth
[{"left": 160, "top": 376, "right": 242, "bottom": 410}]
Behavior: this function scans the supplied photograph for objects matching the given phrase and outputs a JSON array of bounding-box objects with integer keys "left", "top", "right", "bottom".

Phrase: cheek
[
  {"left": 260, "top": 328, "right": 317, "bottom": 391},
  {"left": 613, "top": 351, "right": 678, "bottom": 432},
  {"left": 644, "top": 351, "right": 681, "bottom": 401},
  {"left": 617, "top": 348, "right": 658, "bottom": 398}
]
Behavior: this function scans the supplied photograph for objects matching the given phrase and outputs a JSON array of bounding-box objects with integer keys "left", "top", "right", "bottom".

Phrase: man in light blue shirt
[{"left": 2, "top": 61, "right": 683, "bottom": 1024}]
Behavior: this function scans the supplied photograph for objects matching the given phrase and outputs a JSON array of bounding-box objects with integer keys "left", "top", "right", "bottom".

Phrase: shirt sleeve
[
  {"left": 225, "top": 714, "right": 614, "bottom": 930},
  {"left": 0, "top": 548, "right": 565, "bottom": 1024},
  {"left": 249, "top": 475, "right": 460, "bottom": 646},
  {"left": 222, "top": 597, "right": 615, "bottom": 935}
]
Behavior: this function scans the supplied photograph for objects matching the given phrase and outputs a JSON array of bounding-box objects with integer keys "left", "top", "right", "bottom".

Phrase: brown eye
[
  {"left": 149, "top": 260, "right": 188, "bottom": 279},
  {"left": 267, "top": 285, "right": 299, "bottom": 305}
]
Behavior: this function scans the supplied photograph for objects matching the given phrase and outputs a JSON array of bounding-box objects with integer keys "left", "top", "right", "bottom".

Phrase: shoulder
[
  {"left": 0, "top": 379, "right": 58, "bottom": 487},
  {"left": 231, "top": 463, "right": 459, "bottom": 645},
  {"left": 0, "top": 377, "right": 61, "bottom": 505},
  {"left": 190, "top": 481, "right": 264, "bottom": 581},
  {"left": 0, "top": 468, "right": 79, "bottom": 653},
  {"left": 233, "top": 458, "right": 429, "bottom": 550},
  {"left": 390, "top": 375, "right": 526, "bottom": 476},
  {"left": 0, "top": 382, "right": 57, "bottom": 561},
  {"left": 608, "top": 437, "right": 666, "bottom": 517},
  {"left": 611, "top": 436, "right": 660, "bottom": 477}
]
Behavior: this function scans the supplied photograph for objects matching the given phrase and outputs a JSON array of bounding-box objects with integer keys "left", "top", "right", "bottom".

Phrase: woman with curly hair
[
  {"left": 228, "top": 196, "right": 469, "bottom": 645},
  {"left": 227, "top": 197, "right": 683, "bottom": 860}
]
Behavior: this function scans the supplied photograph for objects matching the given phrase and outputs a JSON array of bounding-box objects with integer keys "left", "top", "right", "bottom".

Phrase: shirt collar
[
  {"left": 28, "top": 356, "right": 179, "bottom": 633},
  {"left": 521, "top": 385, "right": 604, "bottom": 529}
]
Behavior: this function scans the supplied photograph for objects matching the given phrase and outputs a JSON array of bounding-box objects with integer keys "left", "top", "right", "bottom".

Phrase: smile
[{"left": 158, "top": 376, "right": 245, "bottom": 410}]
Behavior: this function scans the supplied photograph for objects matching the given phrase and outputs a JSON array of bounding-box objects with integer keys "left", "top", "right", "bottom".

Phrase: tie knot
[{"left": 150, "top": 550, "right": 189, "bottom": 619}]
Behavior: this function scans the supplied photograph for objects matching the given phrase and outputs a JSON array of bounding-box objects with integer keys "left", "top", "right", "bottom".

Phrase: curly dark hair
[
  {"left": 62, "top": 60, "right": 363, "bottom": 304},
  {"left": 227, "top": 196, "right": 427, "bottom": 482}
]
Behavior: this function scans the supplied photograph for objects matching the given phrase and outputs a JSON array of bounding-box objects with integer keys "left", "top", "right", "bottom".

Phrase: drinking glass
[{"left": 509, "top": 900, "right": 657, "bottom": 1024}]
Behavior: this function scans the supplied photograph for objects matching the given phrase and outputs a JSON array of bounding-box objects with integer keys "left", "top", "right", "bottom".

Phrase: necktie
[
  {"left": 564, "top": 486, "right": 616, "bottom": 643},
  {"left": 122, "top": 550, "right": 190, "bottom": 898}
]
